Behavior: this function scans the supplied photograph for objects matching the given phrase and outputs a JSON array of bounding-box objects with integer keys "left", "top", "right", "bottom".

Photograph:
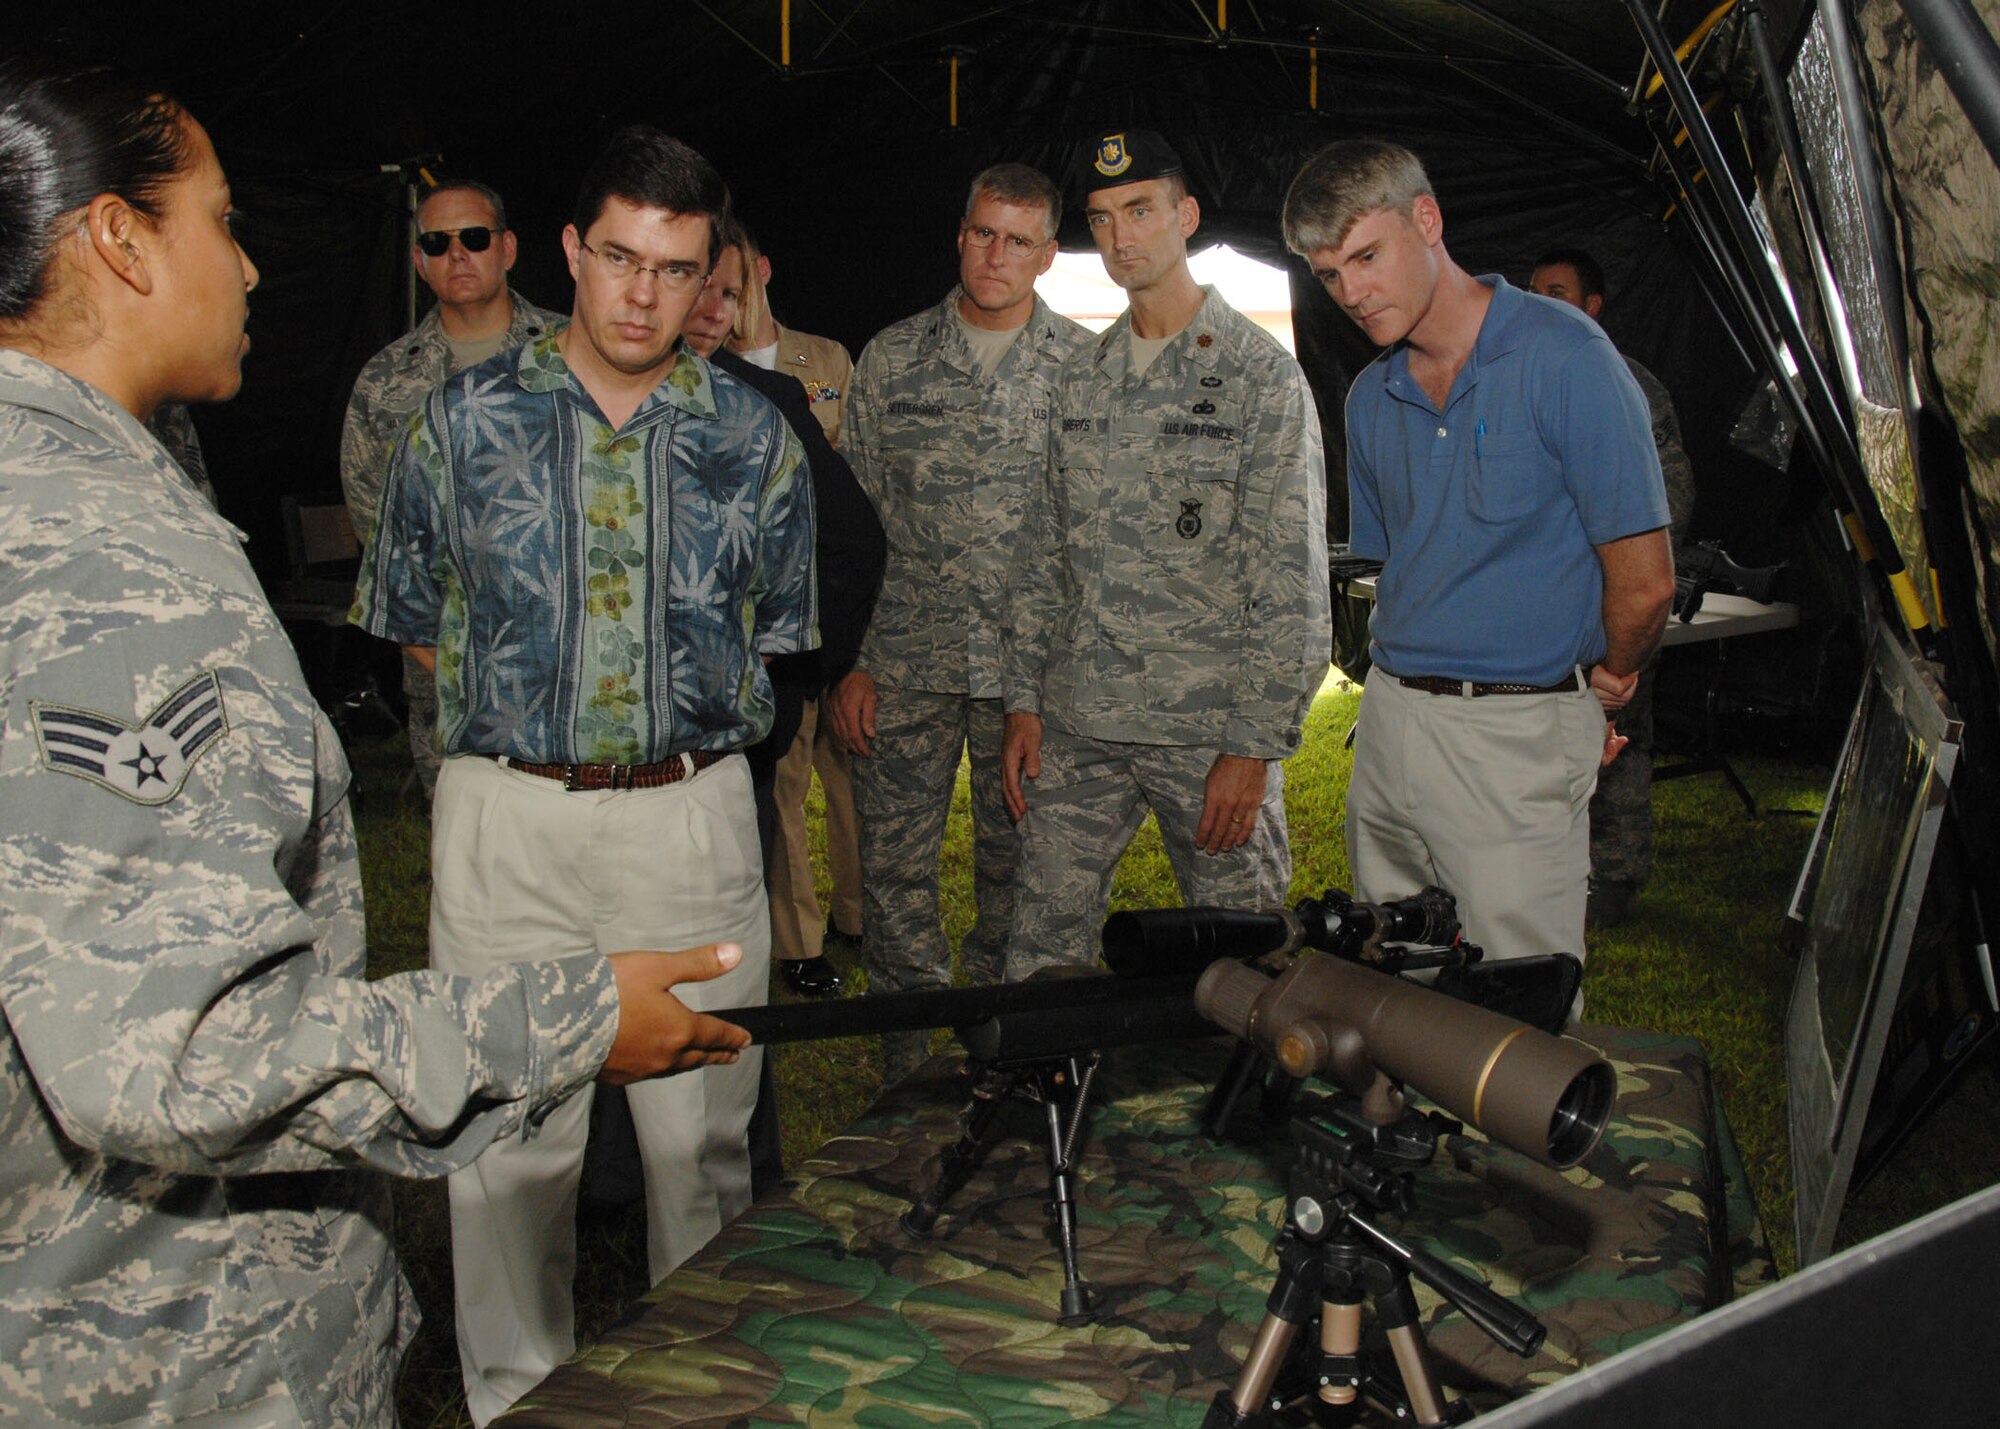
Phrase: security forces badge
[
  {"left": 1094, "top": 132, "right": 1133, "bottom": 178},
  {"left": 32, "top": 671, "right": 229, "bottom": 805},
  {"left": 1176, "top": 496, "right": 1204, "bottom": 540}
]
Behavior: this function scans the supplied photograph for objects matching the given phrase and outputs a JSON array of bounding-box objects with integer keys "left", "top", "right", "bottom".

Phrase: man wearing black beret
[{"left": 999, "top": 128, "right": 1332, "bottom": 976}]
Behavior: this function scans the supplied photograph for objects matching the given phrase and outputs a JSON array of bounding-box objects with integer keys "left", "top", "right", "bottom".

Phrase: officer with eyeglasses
[
  {"left": 339, "top": 179, "right": 557, "bottom": 798},
  {"left": 352, "top": 128, "right": 812, "bottom": 1425},
  {"left": 828, "top": 162, "right": 1090, "bottom": 1082}
]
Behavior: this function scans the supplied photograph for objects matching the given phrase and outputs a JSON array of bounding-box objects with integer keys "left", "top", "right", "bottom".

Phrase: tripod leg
[
  {"left": 1204, "top": 1231, "right": 1322, "bottom": 1428},
  {"left": 1376, "top": 1269, "right": 1451, "bottom": 1427},
  {"left": 901, "top": 1065, "right": 1013, "bottom": 1239}
]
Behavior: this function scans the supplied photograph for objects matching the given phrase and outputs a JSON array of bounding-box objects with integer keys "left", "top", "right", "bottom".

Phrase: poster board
[{"left": 1784, "top": 617, "right": 1961, "bottom": 1262}]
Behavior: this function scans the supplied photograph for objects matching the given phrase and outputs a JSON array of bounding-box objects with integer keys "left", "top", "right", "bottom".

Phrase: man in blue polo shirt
[{"left": 1281, "top": 140, "right": 1674, "bottom": 978}]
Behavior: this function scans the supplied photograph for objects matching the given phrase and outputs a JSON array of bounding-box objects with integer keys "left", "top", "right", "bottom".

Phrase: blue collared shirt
[
  {"left": 1345, "top": 276, "right": 1668, "bottom": 686},
  {"left": 354, "top": 327, "right": 816, "bottom": 764}
]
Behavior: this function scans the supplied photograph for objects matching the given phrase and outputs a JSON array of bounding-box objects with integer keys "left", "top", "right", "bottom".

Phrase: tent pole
[
  {"left": 1894, "top": 0, "right": 2000, "bottom": 174},
  {"left": 1621, "top": 0, "right": 1935, "bottom": 645},
  {"left": 1655, "top": 124, "right": 1853, "bottom": 491},
  {"left": 1818, "top": 0, "right": 1926, "bottom": 422},
  {"left": 1743, "top": 0, "right": 1870, "bottom": 409},
  {"left": 1440, "top": 0, "right": 1629, "bottom": 95}
]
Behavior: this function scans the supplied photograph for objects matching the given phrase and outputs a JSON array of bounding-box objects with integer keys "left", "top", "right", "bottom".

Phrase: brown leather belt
[
  {"left": 491, "top": 749, "right": 730, "bottom": 790},
  {"left": 1394, "top": 670, "right": 1582, "bottom": 697}
]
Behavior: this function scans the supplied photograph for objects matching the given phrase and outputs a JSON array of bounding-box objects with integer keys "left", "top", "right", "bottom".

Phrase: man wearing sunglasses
[{"left": 339, "top": 180, "right": 557, "bottom": 798}]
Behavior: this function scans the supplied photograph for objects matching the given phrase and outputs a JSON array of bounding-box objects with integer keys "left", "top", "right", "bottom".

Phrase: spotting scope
[{"left": 1194, "top": 944, "right": 1613, "bottom": 1170}]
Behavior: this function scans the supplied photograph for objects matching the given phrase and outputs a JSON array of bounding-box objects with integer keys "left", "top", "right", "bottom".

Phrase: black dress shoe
[
  {"left": 779, "top": 956, "right": 845, "bottom": 998},
  {"left": 824, "top": 919, "right": 864, "bottom": 954}
]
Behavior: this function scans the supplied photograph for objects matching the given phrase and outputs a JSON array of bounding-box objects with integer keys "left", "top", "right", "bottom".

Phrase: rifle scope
[{"left": 1100, "top": 886, "right": 1460, "bottom": 978}]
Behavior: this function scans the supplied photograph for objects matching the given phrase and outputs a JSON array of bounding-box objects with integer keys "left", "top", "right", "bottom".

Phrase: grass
[{"left": 347, "top": 677, "right": 1990, "bottom": 1426}]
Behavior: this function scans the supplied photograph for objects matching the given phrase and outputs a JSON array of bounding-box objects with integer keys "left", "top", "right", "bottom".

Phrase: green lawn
[{"left": 347, "top": 679, "right": 1986, "bottom": 1426}]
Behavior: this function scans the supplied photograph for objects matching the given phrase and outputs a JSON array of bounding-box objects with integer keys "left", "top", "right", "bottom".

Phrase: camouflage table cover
[{"left": 501, "top": 1025, "right": 1769, "bottom": 1426}]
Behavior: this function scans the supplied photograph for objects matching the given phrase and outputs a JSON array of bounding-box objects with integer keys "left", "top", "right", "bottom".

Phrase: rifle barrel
[{"left": 718, "top": 971, "right": 1205, "bottom": 1047}]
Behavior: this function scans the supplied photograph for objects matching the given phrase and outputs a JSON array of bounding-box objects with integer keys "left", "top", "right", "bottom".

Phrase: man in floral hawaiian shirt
[{"left": 352, "top": 127, "right": 814, "bottom": 1426}]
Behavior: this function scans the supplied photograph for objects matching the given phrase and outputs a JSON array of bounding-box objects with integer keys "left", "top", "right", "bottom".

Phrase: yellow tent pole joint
[
  {"left": 1889, "top": 568, "right": 1933, "bottom": 633},
  {"left": 1931, "top": 568, "right": 1947, "bottom": 626},
  {"left": 1843, "top": 511, "right": 1878, "bottom": 562},
  {"left": 781, "top": 0, "right": 791, "bottom": 69},
  {"left": 1218, "top": 0, "right": 1228, "bottom": 33},
  {"left": 1309, "top": 46, "right": 1319, "bottom": 109},
  {"left": 950, "top": 52, "right": 960, "bottom": 127},
  {"left": 1645, "top": 0, "right": 1739, "bottom": 100}
]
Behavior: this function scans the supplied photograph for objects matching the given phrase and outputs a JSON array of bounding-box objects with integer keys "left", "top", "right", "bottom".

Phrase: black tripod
[
  {"left": 900, "top": 1051, "right": 1102, "bottom": 1325},
  {"left": 1204, "top": 1094, "right": 1546, "bottom": 1427}
]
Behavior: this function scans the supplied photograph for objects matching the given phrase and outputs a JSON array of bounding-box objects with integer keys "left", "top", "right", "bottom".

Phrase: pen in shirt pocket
[{"left": 1476, "top": 418, "right": 1486, "bottom": 457}]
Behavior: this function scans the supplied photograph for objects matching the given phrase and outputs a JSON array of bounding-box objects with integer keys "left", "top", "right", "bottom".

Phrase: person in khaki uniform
[
  {"left": 732, "top": 232, "right": 860, "bottom": 995},
  {"left": 999, "top": 131, "right": 1332, "bottom": 982},
  {"left": 831, "top": 163, "right": 1092, "bottom": 1079},
  {"left": 339, "top": 179, "right": 557, "bottom": 799}
]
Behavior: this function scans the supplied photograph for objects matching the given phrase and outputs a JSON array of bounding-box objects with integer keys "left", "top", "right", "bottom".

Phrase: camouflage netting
[
  {"left": 500, "top": 1027, "right": 1768, "bottom": 1427},
  {"left": 1859, "top": 0, "right": 2000, "bottom": 669}
]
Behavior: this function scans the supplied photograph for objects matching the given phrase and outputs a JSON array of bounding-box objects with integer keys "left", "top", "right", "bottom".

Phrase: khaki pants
[
  {"left": 429, "top": 753, "right": 768, "bottom": 1425},
  {"left": 768, "top": 698, "right": 862, "bottom": 960},
  {"left": 1346, "top": 675, "right": 1602, "bottom": 967}
]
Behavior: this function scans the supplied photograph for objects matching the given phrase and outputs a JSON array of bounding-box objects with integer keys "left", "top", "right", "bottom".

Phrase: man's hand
[
  {"left": 1601, "top": 720, "right": 1630, "bottom": 769},
  {"left": 827, "top": 670, "right": 878, "bottom": 757},
  {"left": 1589, "top": 664, "right": 1640, "bottom": 714},
  {"left": 404, "top": 644, "right": 438, "bottom": 674},
  {"left": 600, "top": 944, "right": 753, "bottom": 1084},
  {"left": 1196, "top": 753, "right": 1269, "bottom": 854},
  {"left": 1001, "top": 711, "right": 1044, "bottom": 821}
]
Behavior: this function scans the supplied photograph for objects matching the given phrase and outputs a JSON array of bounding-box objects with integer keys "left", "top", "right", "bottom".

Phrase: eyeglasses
[
  {"left": 962, "top": 224, "right": 1049, "bottom": 260},
  {"left": 416, "top": 225, "right": 503, "bottom": 256},
  {"left": 576, "top": 238, "right": 707, "bottom": 293}
]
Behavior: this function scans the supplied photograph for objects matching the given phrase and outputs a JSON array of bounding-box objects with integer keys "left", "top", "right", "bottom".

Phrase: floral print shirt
[{"left": 354, "top": 326, "right": 815, "bottom": 764}]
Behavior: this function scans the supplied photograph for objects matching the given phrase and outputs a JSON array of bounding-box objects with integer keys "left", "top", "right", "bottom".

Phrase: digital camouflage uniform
[
  {"left": 1002, "top": 288, "right": 1332, "bottom": 978},
  {"left": 338, "top": 292, "right": 558, "bottom": 797},
  {"left": 0, "top": 351, "right": 618, "bottom": 1428},
  {"left": 1590, "top": 355, "right": 1696, "bottom": 896},
  {"left": 846, "top": 290, "right": 1091, "bottom": 1078}
]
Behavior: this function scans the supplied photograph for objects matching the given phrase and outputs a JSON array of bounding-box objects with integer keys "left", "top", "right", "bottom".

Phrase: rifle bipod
[
  {"left": 900, "top": 1051, "right": 1102, "bottom": 1325},
  {"left": 1203, "top": 1096, "right": 1546, "bottom": 1427}
]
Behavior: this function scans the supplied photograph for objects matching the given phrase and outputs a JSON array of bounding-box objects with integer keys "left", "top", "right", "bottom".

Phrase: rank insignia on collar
[
  {"left": 1176, "top": 496, "right": 1204, "bottom": 539},
  {"left": 32, "top": 672, "right": 229, "bottom": 805},
  {"left": 1094, "top": 133, "right": 1132, "bottom": 177},
  {"left": 1195, "top": 333, "right": 1214, "bottom": 348}
]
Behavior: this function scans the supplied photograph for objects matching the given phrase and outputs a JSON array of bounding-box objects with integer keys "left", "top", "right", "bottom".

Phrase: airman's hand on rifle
[{"left": 601, "top": 944, "right": 752, "bottom": 1083}]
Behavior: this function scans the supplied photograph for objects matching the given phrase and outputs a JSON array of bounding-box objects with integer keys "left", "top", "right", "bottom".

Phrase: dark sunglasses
[{"left": 416, "top": 225, "right": 502, "bottom": 257}]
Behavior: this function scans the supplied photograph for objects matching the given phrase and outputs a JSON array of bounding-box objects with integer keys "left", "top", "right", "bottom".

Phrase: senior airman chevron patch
[{"left": 31, "top": 672, "right": 229, "bottom": 805}]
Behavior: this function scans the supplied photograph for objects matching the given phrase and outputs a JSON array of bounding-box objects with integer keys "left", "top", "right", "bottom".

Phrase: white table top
[
  {"left": 1338, "top": 575, "right": 1799, "bottom": 648},
  {"left": 1658, "top": 591, "right": 1800, "bottom": 645}
]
